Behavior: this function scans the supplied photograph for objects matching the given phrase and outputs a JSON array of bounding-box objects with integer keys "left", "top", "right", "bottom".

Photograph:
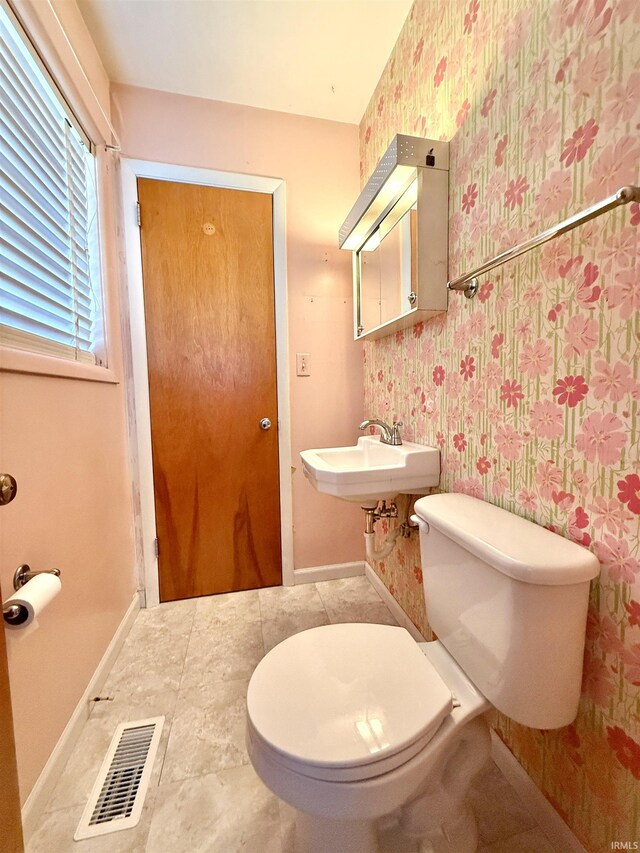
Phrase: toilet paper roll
[{"left": 3, "top": 573, "right": 62, "bottom": 630}]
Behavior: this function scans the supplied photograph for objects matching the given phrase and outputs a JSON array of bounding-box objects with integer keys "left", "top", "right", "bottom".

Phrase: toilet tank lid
[{"left": 414, "top": 493, "right": 600, "bottom": 585}]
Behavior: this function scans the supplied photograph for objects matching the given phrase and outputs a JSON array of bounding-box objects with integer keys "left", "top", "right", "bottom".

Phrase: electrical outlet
[{"left": 296, "top": 353, "right": 311, "bottom": 376}]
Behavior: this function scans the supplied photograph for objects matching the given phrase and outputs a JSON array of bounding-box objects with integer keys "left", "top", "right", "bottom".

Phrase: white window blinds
[{"left": 0, "top": 3, "right": 104, "bottom": 364}]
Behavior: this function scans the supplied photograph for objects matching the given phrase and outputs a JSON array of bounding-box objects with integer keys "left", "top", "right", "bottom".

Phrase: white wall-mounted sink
[{"left": 300, "top": 436, "right": 440, "bottom": 506}]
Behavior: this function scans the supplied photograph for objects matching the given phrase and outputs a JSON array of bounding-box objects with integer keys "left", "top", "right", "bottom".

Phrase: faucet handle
[{"left": 390, "top": 422, "right": 403, "bottom": 445}]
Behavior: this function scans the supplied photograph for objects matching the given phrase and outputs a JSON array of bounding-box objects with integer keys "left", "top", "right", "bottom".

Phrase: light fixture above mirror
[{"left": 339, "top": 134, "right": 449, "bottom": 340}]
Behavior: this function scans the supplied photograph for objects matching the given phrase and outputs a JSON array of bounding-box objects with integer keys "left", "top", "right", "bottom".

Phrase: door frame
[
  {"left": 0, "top": 574, "right": 24, "bottom": 851},
  {"left": 121, "top": 159, "right": 294, "bottom": 606}
]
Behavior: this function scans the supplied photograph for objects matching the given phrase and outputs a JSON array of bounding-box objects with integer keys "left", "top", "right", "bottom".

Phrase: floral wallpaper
[{"left": 359, "top": 0, "right": 639, "bottom": 848}]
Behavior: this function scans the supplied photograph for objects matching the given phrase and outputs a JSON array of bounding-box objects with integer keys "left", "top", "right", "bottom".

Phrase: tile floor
[{"left": 27, "top": 576, "right": 559, "bottom": 853}]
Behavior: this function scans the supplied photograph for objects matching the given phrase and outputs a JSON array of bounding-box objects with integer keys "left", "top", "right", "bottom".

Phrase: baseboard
[
  {"left": 490, "top": 731, "right": 587, "bottom": 853},
  {"left": 364, "top": 562, "right": 425, "bottom": 642},
  {"left": 294, "top": 561, "right": 365, "bottom": 585},
  {"left": 21, "top": 593, "right": 140, "bottom": 841}
]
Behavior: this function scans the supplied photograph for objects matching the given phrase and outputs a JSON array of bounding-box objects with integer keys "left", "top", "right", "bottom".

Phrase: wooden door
[
  {"left": 137, "top": 179, "right": 282, "bottom": 601},
  {"left": 0, "top": 578, "right": 24, "bottom": 852}
]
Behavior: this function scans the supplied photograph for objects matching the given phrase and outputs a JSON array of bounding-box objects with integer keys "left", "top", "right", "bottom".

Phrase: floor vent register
[{"left": 74, "top": 716, "right": 164, "bottom": 840}]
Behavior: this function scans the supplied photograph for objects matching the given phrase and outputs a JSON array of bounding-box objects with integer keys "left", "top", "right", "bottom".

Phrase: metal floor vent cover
[{"left": 74, "top": 716, "right": 164, "bottom": 840}]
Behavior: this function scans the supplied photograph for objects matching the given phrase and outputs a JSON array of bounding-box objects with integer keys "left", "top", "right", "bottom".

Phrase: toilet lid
[{"left": 247, "top": 623, "right": 452, "bottom": 771}]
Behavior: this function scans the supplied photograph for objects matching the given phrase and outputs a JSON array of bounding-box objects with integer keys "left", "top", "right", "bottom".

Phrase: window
[{"left": 0, "top": 2, "right": 105, "bottom": 365}]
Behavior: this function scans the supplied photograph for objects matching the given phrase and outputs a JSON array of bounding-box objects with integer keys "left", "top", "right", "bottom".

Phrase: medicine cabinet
[{"left": 339, "top": 135, "right": 449, "bottom": 340}]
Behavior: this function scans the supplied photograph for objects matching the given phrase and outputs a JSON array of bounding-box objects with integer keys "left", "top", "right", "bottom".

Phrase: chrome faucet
[{"left": 359, "top": 419, "right": 403, "bottom": 446}]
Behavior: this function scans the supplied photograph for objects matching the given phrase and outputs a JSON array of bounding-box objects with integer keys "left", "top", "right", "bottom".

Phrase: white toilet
[{"left": 246, "top": 493, "right": 600, "bottom": 852}]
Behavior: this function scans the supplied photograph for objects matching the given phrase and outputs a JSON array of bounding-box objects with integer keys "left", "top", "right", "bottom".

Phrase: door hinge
[
  {"left": 153, "top": 537, "right": 159, "bottom": 557},
  {"left": 136, "top": 201, "right": 142, "bottom": 227}
]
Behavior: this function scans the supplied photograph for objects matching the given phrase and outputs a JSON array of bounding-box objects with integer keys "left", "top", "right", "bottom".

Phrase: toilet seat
[
  {"left": 247, "top": 714, "right": 446, "bottom": 782},
  {"left": 247, "top": 623, "right": 453, "bottom": 783}
]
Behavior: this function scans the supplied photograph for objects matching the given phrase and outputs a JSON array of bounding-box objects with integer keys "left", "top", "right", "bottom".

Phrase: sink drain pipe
[
  {"left": 364, "top": 528, "right": 398, "bottom": 562},
  {"left": 363, "top": 494, "right": 416, "bottom": 563}
]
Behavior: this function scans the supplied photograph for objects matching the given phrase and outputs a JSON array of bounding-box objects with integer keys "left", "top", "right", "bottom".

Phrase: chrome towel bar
[{"left": 448, "top": 185, "right": 640, "bottom": 299}]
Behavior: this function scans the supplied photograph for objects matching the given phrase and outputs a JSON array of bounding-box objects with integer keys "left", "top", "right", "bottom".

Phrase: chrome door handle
[{"left": 259, "top": 418, "right": 272, "bottom": 430}]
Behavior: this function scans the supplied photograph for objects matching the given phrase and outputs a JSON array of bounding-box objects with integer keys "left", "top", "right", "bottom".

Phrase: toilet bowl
[{"left": 246, "top": 493, "right": 600, "bottom": 852}]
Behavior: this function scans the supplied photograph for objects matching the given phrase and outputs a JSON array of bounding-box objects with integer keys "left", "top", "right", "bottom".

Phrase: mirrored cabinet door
[{"left": 339, "top": 135, "right": 449, "bottom": 341}]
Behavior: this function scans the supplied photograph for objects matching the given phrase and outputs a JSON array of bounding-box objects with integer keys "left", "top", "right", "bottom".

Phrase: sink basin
[{"left": 300, "top": 436, "right": 440, "bottom": 506}]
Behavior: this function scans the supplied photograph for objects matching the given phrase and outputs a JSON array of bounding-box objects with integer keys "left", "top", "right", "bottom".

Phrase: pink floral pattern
[
  {"left": 560, "top": 118, "right": 599, "bottom": 166},
  {"left": 359, "top": 0, "right": 639, "bottom": 847}
]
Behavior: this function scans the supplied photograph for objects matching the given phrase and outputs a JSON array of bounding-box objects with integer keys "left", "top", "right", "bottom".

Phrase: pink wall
[
  {"left": 111, "top": 84, "right": 365, "bottom": 569},
  {"left": 360, "top": 0, "right": 639, "bottom": 848},
  {"left": 1, "top": 0, "right": 137, "bottom": 801}
]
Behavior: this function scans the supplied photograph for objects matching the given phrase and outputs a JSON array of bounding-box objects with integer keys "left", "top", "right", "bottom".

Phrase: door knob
[
  {"left": 259, "top": 418, "right": 272, "bottom": 430},
  {"left": 0, "top": 473, "right": 17, "bottom": 505}
]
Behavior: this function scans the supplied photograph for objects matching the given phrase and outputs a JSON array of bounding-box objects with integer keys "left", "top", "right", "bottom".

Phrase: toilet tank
[{"left": 413, "top": 494, "right": 600, "bottom": 729}]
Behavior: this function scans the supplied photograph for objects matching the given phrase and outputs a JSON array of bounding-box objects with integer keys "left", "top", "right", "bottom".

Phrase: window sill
[{"left": 0, "top": 346, "right": 119, "bottom": 384}]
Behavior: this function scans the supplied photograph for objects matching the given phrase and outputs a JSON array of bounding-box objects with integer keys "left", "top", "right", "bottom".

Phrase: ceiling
[{"left": 77, "top": 0, "right": 413, "bottom": 125}]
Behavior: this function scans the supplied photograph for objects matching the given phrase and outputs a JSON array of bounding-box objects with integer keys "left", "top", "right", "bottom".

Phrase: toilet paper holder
[
  {"left": 13, "top": 564, "right": 61, "bottom": 591},
  {"left": 3, "top": 565, "right": 62, "bottom": 627}
]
